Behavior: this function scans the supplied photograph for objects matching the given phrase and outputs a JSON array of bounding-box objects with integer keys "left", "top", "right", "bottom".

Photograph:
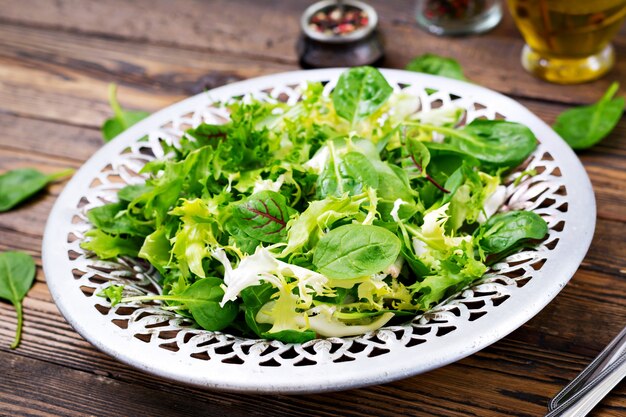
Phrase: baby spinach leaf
[
  {"left": 0, "top": 251, "right": 36, "bottom": 349},
  {"left": 0, "top": 168, "right": 74, "bottom": 212},
  {"left": 553, "top": 82, "right": 625, "bottom": 150},
  {"left": 313, "top": 224, "right": 401, "bottom": 279},
  {"left": 123, "top": 278, "right": 238, "bottom": 331},
  {"left": 332, "top": 66, "right": 393, "bottom": 125},
  {"left": 341, "top": 152, "right": 380, "bottom": 191},
  {"left": 436, "top": 120, "right": 537, "bottom": 169},
  {"left": 477, "top": 211, "right": 548, "bottom": 257},
  {"left": 102, "top": 83, "right": 150, "bottom": 142},
  {"left": 233, "top": 190, "right": 291, "bottom": 243},
  {"left": 182, "top": 278, "right": 238, "bottom": 331},
  {"left": 374, "top": 161, "right": 414, "bottom": 202},
  {"left": 424, "top": 142, "right": 480, "bottom": 173},
  {"left": 406, "top": 53, "right": 467, "bottom": 81},
  {"left": 317, "top": 151, "right": 379, "bottom": 198}
]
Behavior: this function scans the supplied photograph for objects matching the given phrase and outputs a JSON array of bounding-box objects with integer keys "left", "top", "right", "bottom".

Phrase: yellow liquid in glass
[{"left": 508, "top": 0, "right": 626, "bottom": 83}]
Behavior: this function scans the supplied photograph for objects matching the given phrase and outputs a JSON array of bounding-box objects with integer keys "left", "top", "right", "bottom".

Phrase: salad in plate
[{"left": 84, "top": 67, "right": 548, "bottom": 343}]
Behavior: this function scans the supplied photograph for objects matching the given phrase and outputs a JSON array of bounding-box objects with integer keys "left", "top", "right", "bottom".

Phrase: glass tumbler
[{"left": 508, "top": 0, "right": 626, "bottom": 84}]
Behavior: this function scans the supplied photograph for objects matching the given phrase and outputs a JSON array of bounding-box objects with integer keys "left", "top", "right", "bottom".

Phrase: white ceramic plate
[{"left": 43, "top": 69, "right": 595, "bottom": 393}]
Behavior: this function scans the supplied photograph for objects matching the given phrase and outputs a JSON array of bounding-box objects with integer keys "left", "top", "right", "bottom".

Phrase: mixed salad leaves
[{"left": 85, "top": 66, "right": 548, "bottom": 343}]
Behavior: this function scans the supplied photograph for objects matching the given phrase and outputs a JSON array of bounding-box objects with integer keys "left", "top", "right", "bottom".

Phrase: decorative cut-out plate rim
[{"left": 43, "top": 68, "right": 595, "bottom": 393}]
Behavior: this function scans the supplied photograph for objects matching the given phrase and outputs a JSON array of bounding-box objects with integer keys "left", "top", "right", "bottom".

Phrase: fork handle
[
  {"left": 549, "top": 326, "right": 626, "bottom": 410},
  {"left": 545, "top": 352, "right": 626, "bottom": 417}
]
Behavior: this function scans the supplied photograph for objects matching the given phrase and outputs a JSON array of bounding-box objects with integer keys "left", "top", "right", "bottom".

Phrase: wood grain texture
[
  {"left": 0, "top": 0, "right": 624, "bottom": 104},
  {"left": 0, "top": 22, "right": 293, "bottom": 126},
  {"left": 0, "top": 0, "right": 625, "bottom": 416}
]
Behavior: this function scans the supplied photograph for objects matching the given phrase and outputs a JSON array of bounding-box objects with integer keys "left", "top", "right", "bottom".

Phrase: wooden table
[{"left": 0, "top": 1, "right": 624, "bottom": 416}]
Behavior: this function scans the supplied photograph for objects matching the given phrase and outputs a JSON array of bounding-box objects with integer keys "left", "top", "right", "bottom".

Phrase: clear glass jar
[{"left": 416, "top": 0, "right": 503, "bottom": 35}]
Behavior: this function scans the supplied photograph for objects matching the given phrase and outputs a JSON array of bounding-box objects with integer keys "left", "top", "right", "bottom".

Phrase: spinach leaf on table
[
  {"left": 405, "top": 53, "right": 467, "bottom": 81},
  {"left": 0, "top": 251, "right": 36, "bottom": 349},
  {"left": 553, "top": 82, "right": 625, "bottom": 150},
  {"left": 0, "top": 168, "right": 74, "bottom": 212},
  {"left": 332, "top": 66, "right": 393, "bottom": 125},
  {"left": 102, "top": 83, "right": 150, "bottom": 142},
  {"left": 313, "top": 224, "right": 401, "bottom": 279}
]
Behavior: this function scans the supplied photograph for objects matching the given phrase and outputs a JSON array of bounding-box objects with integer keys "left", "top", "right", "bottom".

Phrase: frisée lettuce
[{"left": 87, "top": 66, "right": 548, "bottom": 342}]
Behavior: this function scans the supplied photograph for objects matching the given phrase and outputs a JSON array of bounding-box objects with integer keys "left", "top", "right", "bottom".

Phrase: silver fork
[{"left": 546, "top": 326, "right": 626, "bottom": 417}]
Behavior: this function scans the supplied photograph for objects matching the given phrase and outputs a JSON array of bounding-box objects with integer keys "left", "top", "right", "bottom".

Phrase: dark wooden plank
[
  {"left": 508, "top": 267, "right": 626, "bottom": 358},
  {"left": 0, "top": 22, "right": 293, "bottom": 126},
  {"left": 0, "top": 113, "right": 102, "bottom": 162},
  {"left": 1, "top": 0, "right": 624, "bottom": 105},
  {"left": 0, "top": 0, "right": 308, "bottom": 61},
  {"left": 0, "top": 351, "right": 272, "bottom": 417}
]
